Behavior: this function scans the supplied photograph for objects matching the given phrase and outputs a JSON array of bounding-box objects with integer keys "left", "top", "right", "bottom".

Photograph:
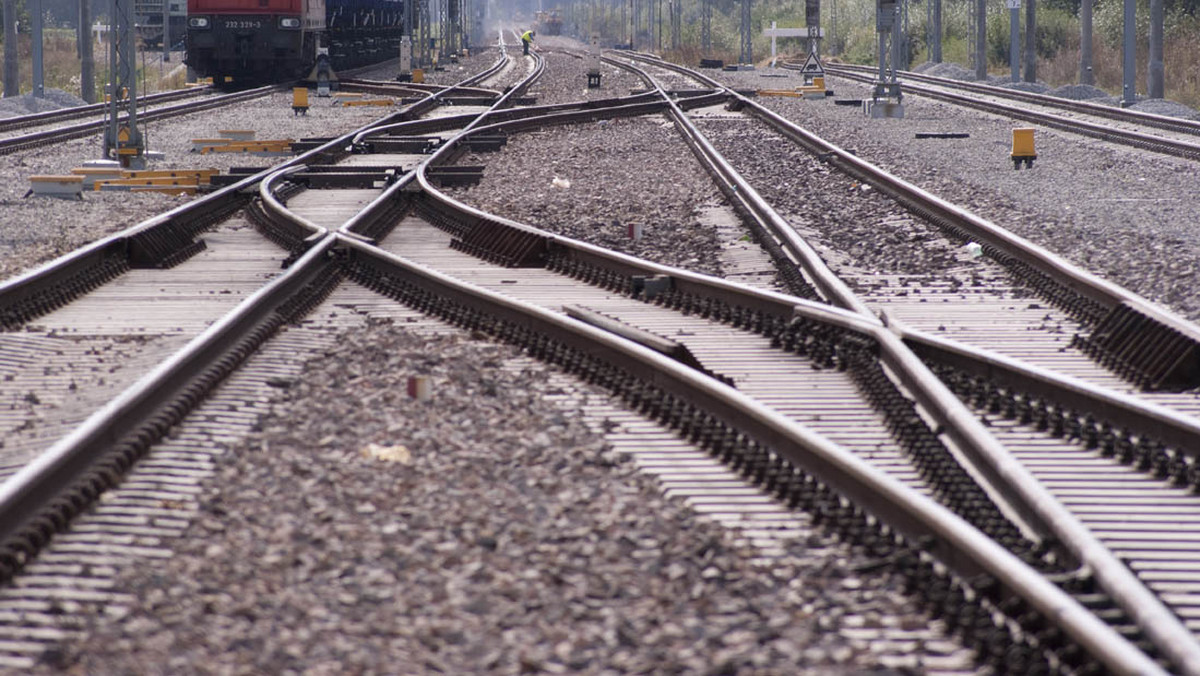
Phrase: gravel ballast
[
  {"left": 10, "top": 38, "right": 1199, "bottom": 674},
  {"left": 716, "top": 66, "right": 1200, "bottom": 321},
  {"left": 16, "top": 47, "right": 993, "bottom": 672},
  {"left": 49, "top": 323, "right": 960, "bottom": 674},
  {"left": 0, "top": 90, "right": 393, "bottom": 281},
  {"left": 447, "top": 114, "right": 728, "bottom": 276}
]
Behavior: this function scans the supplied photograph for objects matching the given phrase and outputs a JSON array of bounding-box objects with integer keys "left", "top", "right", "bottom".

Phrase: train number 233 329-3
[{"left": 223, "top": 20, "right": 264, "bottom": 29}]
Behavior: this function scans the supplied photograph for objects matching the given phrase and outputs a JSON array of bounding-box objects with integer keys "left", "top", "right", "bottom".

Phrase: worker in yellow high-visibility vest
[{"left": 521, "top": 29, "right": 535, "bottom": 55}]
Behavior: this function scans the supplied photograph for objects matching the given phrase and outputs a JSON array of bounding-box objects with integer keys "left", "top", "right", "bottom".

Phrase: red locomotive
[{"left": 186, "top": 0, "right": 404, "bottom": 86}]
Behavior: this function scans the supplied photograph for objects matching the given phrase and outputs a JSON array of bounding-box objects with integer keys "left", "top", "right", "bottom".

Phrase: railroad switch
[{"left": 1011, "top": 128, "right": 1037, "bottom": 169}]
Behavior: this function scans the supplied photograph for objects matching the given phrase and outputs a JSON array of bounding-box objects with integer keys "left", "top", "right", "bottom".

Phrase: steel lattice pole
[{"left": 740, "top": 0, "right": 751, "bottom": 65}]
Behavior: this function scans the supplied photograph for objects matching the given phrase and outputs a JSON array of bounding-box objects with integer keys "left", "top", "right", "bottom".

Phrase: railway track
[
  {"left": 272, "top": 72, "right": 1181, "bottom": 668},
  {"left": 806, "top": 61, "right": 1200, "bottom": 162},
  {"left": 0, "top": 87, "right": 208, "bottom": 136},
  {"left": 0, "top": 86, "right": 276, "bottom": 156},
  {"left": 609, "top": 51, "right": 1200, "bottom": 669},
  {"left": 1, "top": 38, "right": 1200, "bottom": 672},
  {"left": 819, "top": 61, "right": 1200, "bottom": 139}
]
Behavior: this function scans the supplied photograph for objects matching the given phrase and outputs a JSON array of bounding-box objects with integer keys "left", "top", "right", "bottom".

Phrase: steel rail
[
  {"left": 112, "top": 62, "right": 1180, "bottom": 672},
  {"left": 0, "top": 80, "right": 439, "bottom": 328},
  {"left": 405, "top": 82, "right": 1078, "bottom": 584},
  {"left": 0, "top": 54, "right": 515, "bottom": 568},
  {"left": 10, "top": 43, "right": 1174, "bottom": 669},
  {"left": 895, "top": 317, "right": 1200, "bottom": 456},
  {"left": 272, "top": 38, "right": 548, "bottom": 243},
  {"left": 0, "top": 86, "right": 208, "bottom": 134},
  {"left": 337, "top": 236, "right": 1166, "bottom": 675},
  {"left": 526, "top": 52, "right": 1200, "bottom": 673},
  {"left": 460, "top": 46, "right": 547, "bottom": 134},
  {"left": 347, "top": 45, "right": 533, "bottom": 147},
  {"left": 352, "top": 90, "right": 671, "bottom": 148},
  {"left": 0, "top": 85, "right": 278, "bottom": 156},
  {"left": 822, "top": 66, "right": 1200, "bottom": 161},
  {"left": 339, "top": 78, "right": 502, "bottom": 98},
  {"left": 257, "top": 165, "right": 330, "bottom": 244},
  {"left": 459, "top": 43, "right": 512, "bottom": 88},
  {"left": 260, "top": 34, "right": 544, "bottom": 241},
  {"left": 0, "top": 236, "right": 338, "bottom": 562},
  {"left": 605, "top": 55, "right": 872, "bottom": 316},
  {"left": 608, "top": 51, "right": 722, "bottom": 89},
  {"left": 726, "top": 90, "right": 1200, "bottom": 389},
  {"left": 819, "top": 61, "right": 1200, "bottom": 139},
  {"left": 413, "top": 64, "right": 1124, "bottom": 551}
]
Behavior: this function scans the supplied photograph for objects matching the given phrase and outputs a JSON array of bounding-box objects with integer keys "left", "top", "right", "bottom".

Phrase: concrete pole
[
  {"left": 1080, "top": 0, "right": 1093, "bottom": 84},
  {"left": 974, "top": 0, "right": 986, "bottom": 80},
  {"left": 32, "top": 0, "right": 43, "bottom": 97},
  {"left": 892, "top": 0, "right": 903, "bottom": 72},
  {"left": 1023, "top": 0, "right": 1035, "bottom": 82},
  {"left": 80, "top": 0, "right": 95, "bottom": 102},
  {"left": 931, "top": 0, "right": 941, "bottom": 62},
  {"left": 739, "top": 0, "right": 751, "bottom": 66},
  {"left": 1120, "top": 0, "right": 1135, "bottom": 106},
  {"left": 1148, "top": 0, "right": 1163, "bottom": 98},
  {"left": 830, "top": 0, "right": 838, "bottom": 55},
  {"left": 163, "top": 0, "right": 170, "bottom": 62},
  {"left": 1009, "top": 4, "right": 1019, "bottom": 82},
  {"left": 3, "top": 0, "right": 18, "bottom": 96}
]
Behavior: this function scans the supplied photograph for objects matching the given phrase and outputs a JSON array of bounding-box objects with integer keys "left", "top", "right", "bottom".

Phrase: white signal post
[{"left": 763, "top": 22, "right": 817, "bottom": 68}]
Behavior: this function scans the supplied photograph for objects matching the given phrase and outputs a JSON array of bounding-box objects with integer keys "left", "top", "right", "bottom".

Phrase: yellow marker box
[{"left": 1011, "top": 128, "right": 1036, "bottom": 169}]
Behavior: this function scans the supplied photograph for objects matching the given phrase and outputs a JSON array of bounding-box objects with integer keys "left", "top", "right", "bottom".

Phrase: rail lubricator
[{"left": 337, "top": 236, "right": 1165, "bottom": 674}]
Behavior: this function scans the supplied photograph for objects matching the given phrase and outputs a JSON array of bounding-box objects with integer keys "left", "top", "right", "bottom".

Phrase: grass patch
[{"left": 1, "top": 30, "right": 188, "bottom": 101}]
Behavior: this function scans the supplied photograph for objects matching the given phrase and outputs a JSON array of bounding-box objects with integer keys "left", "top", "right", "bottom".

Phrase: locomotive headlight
[
  {"left": 188, "top": 16, "right": 210, "bottom": 28},
  {"left": 279, "top": 17, "right": 301, "bottom": 28}
]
